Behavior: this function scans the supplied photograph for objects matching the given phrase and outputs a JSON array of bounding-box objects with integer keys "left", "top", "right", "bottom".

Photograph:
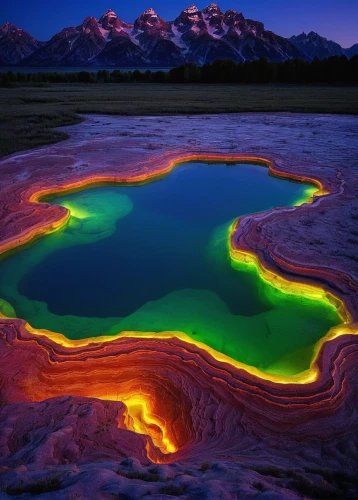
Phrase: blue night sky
[{"left": 1, "top": 0, "right": 357, "bottom": 48}]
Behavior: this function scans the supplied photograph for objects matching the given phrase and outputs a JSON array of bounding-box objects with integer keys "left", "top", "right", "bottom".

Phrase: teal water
[{"left": 0, "top": 161, "right": 340, "bottom": 375}]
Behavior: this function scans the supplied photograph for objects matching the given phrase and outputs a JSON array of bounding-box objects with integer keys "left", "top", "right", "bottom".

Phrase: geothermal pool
[{"left": 0, "top": 161, "right": 340, "bottom": 375}]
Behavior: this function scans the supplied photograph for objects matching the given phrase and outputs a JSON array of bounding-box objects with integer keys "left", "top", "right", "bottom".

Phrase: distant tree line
[{"left": 1, "top": 55, "right": 357, "bottom": 87}]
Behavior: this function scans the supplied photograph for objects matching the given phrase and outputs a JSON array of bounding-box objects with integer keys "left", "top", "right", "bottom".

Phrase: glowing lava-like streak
[{"left": 119, "top": 396, "right": 177, "bottom": 457}]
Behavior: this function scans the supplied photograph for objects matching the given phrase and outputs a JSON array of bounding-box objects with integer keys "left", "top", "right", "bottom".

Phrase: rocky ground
[{"left": 0, "top": 113, "right": 357, "bottom": 499}]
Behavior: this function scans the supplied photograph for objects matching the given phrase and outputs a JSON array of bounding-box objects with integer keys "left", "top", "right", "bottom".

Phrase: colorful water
[{"left": 0, "top": 161, "right": 340, "bottom": 375}]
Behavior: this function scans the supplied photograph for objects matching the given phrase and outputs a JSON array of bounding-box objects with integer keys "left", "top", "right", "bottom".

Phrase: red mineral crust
[{"left": 0, "top": 113, "right": 357, "bottom": 497}]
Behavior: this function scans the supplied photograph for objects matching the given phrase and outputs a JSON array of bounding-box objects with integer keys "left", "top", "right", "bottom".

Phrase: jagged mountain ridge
[
  {"left": 0, "top": 22, "right": 43, "bottom": 65},
  {"left": 289, "top": 31, "right": 345, "bottom": 60},
  {"left": 0, "top": 4, "right": 357, "bottom": 67}
]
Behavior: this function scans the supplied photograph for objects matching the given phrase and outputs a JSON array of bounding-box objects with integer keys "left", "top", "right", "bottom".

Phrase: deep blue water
[{"left": 18, "top": 162, "right": 310, "bottom": 318}]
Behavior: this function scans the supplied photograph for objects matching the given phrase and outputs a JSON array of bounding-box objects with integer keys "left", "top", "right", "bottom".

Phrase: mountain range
[{"left": 1, "top": 4, "right": 357, "bottom": 67}]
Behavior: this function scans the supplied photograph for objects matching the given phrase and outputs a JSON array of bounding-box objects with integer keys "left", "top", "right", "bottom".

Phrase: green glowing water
[{"left": 0, "top": 162, "right": 340, "bottom": 375}]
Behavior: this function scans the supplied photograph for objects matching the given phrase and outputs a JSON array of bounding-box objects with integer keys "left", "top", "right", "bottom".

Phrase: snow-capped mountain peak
[
  {"left": 202, "top": 3, "right": 222, "bottom": 15},
  {"left": 100, "top": 9, "right": 117, "bottom": 18},
  {"left": 143, "top": 8, "right": 157, "bottom": 16},
  {"left": 134, "top": 7, "right": 166, "bottom": 32},
  {"left": 184, "top": 5, "right": 200, "bottom": 14},
  {"left": 97, "top": 9, "right": 133, "bottom": 43},
  {"left": 174, "top": 5, "right": 203, "bottom": 31}
]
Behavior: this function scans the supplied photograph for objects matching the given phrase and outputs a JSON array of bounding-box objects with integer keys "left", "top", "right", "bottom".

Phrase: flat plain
[{"left": 1, "top": 83, "right": 358, "bottom": 157}]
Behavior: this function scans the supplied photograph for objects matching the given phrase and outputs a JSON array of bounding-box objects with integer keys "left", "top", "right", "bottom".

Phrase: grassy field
[{"left": 1, "top": 83, "right": 358, "bottom": 158}]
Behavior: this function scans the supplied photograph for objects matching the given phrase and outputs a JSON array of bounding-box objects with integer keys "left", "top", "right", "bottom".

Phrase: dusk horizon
[{"left": 1, "top": 0, "right": 358, "bottom": 48}]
